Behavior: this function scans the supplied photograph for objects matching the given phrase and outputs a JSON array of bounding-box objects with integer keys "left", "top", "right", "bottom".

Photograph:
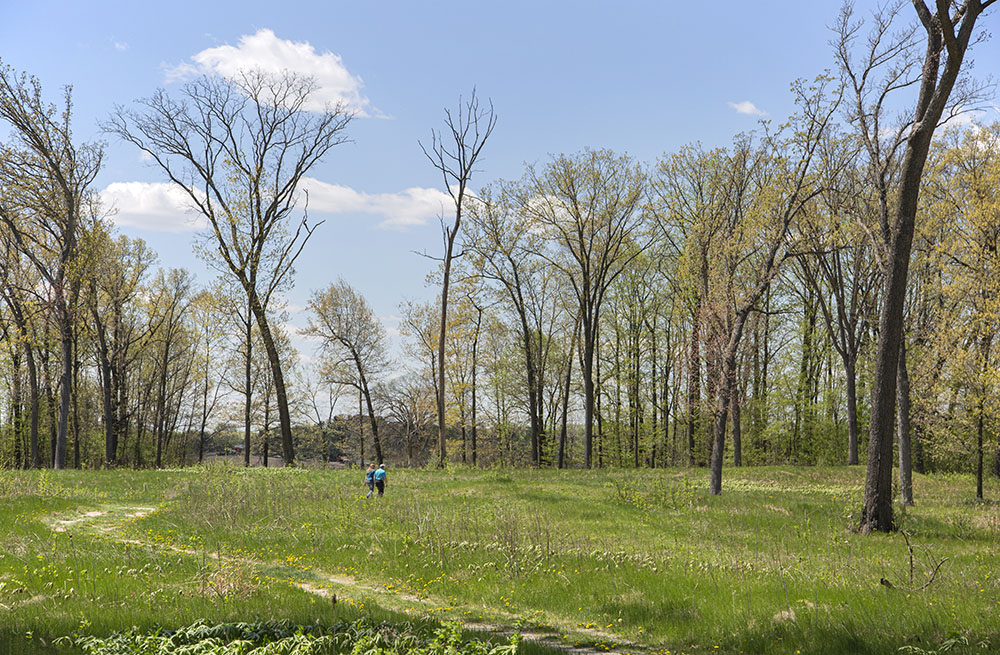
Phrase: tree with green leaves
[
  {"left": 0, "top": 61, "right": 103, "bottom": 469},
  {"left": 306, "top": 279, "right": 390, "bottom": 465}
]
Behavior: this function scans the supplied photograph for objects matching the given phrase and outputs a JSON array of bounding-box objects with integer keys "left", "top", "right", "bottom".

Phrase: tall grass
[{"left": 1, "top": 465, "right": 998, "bottom": 654}]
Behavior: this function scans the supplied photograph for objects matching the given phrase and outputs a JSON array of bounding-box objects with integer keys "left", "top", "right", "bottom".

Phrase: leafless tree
[
  {"left": 420, "top": 89, "right": 496, "bottom": 467},
  {"left": 106, "top": 70, "right": 352, "bottom": 465}
]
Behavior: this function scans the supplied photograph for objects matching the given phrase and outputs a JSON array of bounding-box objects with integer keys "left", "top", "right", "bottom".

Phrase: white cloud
[
  {"left": 728, "top": 100, "right": 767, "bottom": 116},
  {"left": 114, "top": 41, "right": 129, "bottom": 52},
  {"left": 165, "top": 29, "right": 375, "bottom": 116},
  {"left": 102, "top": 178, "right": 449, "bottom": 232},
  {"left": 300, "top": 177, "right": 450, "bottom": 229},
  {"left": 101, "top": 182, "right": 207, "bottom": 232}
]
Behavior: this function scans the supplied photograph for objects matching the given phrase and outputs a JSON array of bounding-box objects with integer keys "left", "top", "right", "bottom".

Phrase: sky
[{"left": 3, "top": 1, "right": 999, "bottom": 370}]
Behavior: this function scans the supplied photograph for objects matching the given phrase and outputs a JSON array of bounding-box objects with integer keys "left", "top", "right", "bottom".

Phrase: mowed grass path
[{"left": 1, "top": 465, "right": 999, "bottom": 654}]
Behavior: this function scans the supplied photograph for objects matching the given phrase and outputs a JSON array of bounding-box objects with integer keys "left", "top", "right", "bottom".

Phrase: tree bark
[
  {"left": 248, "top": 294, "right": 295, "bottom": 466},
  {"left": 709, "top": 352, "right": 737, "bottom": 495}
]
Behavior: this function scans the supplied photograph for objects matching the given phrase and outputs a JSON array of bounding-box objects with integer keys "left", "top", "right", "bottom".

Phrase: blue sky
[{"left": 3, "top": 1, "right": 999, "bottom": 364}]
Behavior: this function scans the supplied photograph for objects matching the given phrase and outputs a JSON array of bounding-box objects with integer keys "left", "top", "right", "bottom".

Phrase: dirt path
[{"left": 43, "top": 504, "right": 633, "bottom": 655}]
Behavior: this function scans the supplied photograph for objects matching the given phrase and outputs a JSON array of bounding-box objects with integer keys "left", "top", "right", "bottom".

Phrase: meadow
[{"left": 0, "top": 465, "right": 998, "bottom": 654}]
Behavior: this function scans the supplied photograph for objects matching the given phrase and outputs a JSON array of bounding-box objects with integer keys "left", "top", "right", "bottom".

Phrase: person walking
[
  {"left": 373, "top": 464, "right": 387, "bottom": 497},
  {"left": 364, "top": 463, "right": 376, "bottom": 498}
]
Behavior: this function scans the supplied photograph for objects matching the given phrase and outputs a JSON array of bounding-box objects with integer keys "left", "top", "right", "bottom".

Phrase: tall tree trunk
[
  {"left": 897, "top": 339, "right": 914, "bottom": 506},
  {"left": 845, "top": 353, "right": 860, "bottom": 465},
  {"left": 649, "top": 317, "right": 659, "bottom": 468},
  {"left": 687, "top": 305, "right": 700, "bottom": 466},
  {"left": 993, "top": 429, "right": 1000, "bottom": 479},
  {"left": 263, "top": 399, "right": 270, "bottom": 468},
  {"left": 10, "top": 347, "right": 23, "bottom": 469},
  {"left": 793, "top": 298, "right": 815, "bottom": 462},
  {"left": 731, "top": 373, "right": 742, "bottom": 467},
  {"left": 154, "top": 337, "right": 170, "bottom": 469},
  {"left": 248, "top": 295, "right": 295, "bottom": 466},
  {"left": 976, "top": 334, "right": 992, "bottom": 499},
  {"left": 471, "top": 306, "right": 481, "bottom": 467},
  {"left": 595, "top": 330, "right": 603, "bottom": 468},
  {"left": 72, "top": 334, "right": 81, "bottom": 469},
  {"left": 709, "top": 352, "right": 737, "bottom": 495},
  {"left": 558, "top": 316, "right": 581, "bottom": 469},
  {"left": 199, "top": 374, "right": 209, "bottom": 464},
  {"left": 97, "top": 333, "right": 116, "bottom": 465},
  {"left": 977, "top": 395, "right": 985, "bottom": 500},
  {"left": 359, "top": 372, "right": 384, "bottom": 465},
  {"left": 55, "top": 313, "right": 72, "bottom": 469},
  {"left": 860, "top": 0, "right": 988, "bottom": 535},
  {"left": 437, "top": 249, "right": 453, "bottom": 467},
  {"left": 244, "top": 302, "right": 252, "bottom": 468},
  {"left": 26, "top": 344, "right": 40, "bottom": 469},
  {"left": 583, "top": 314, "right": 596, "bottom": 468},
  {"left": 359, "top": 386, "right": 365, "bottom": 464}
]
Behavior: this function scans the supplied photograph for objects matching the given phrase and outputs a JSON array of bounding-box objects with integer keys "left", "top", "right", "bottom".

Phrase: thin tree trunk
[
  {"left": 709, "top": 352, "right": 737, "bottom": 495},
  {"left": 687, "top": 305, "right": 700, "bottom": 466},
  {"left": 845, "top": 354, "right": 860, "bottom": 465},
  {"left": 26, "top": 344, "right": 40, "bottom": 468},
  {"left": 248, "top": 296, "right": 295, "bottom": 466},
  {"left": 731, "top": 373, "right": 742, "bottom": 467},
  {"left": 558, "top": 316, "right": 580, "bottom": 469},
  {"left": 437, "top": 252, "right": 452, "bottom": 467},
  {"left": 977, "top": 395, "right": 985, "bottom": 500},
  {"left": 583, "top": 314, "right": 596, "bottom": 468},
  {"left": 72, "top": 333, "right": 81, "bottom": 469},
  {"left": 55, "top": 314, "right": 72, "bottom": 469},
  {"left": 976, "top": 334, "right": 992, "bottom": 499},
  {"left": 244, "top": 301, "right": 252, "bottom": 468},
  {"left": 263, "top": 399, "right": 270, "bottom": 468},
  {"left": 471, "top": 315, "right": 479, "bottom": 467},
  {"left": 10, "top": 346, "right": 23, "bottom": 469},
  {"left": 897, "top": 339, "right": 914, "bottom": 506}
]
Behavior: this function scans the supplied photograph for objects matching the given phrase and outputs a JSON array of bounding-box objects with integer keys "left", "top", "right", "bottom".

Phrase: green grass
[{"left": 1, "top": 465, "right": 999, "bottom": 654}]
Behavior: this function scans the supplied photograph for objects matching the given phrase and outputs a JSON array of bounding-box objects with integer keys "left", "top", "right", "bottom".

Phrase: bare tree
[
  {"left": 859, "top": 0, "right": 996, "bottom": 534},
  {"left": 106, "top": 70, "right": 352, "bottom": 466},
  {"left": 421, "top": 89, "right": 496, "bottom": 467}
]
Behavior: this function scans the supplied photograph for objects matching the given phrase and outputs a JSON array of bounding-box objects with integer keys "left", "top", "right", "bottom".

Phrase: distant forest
[{"left": 0, "top": 3, "right": 997, "bottom": 516}]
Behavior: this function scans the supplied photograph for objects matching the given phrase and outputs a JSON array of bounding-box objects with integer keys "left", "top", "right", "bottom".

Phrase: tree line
[{"left": 0, "top": 1, "right": 995, "bottom": 532}]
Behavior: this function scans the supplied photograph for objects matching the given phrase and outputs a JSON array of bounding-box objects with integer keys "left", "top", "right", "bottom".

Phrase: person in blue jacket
[
  {"left": 364, "top": 463, "right": 376, "bottom": 498},
  {"left": 373, "top": 464, "right": 387, "bottom": 496}
]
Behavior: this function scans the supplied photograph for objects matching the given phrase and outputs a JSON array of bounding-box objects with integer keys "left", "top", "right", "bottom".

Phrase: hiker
[
  {"left": 373, "top": 463, "right": 387, "bottom": 496},
  {"left": 364, "top": 463, "right": 376, "bottom": 498}
]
